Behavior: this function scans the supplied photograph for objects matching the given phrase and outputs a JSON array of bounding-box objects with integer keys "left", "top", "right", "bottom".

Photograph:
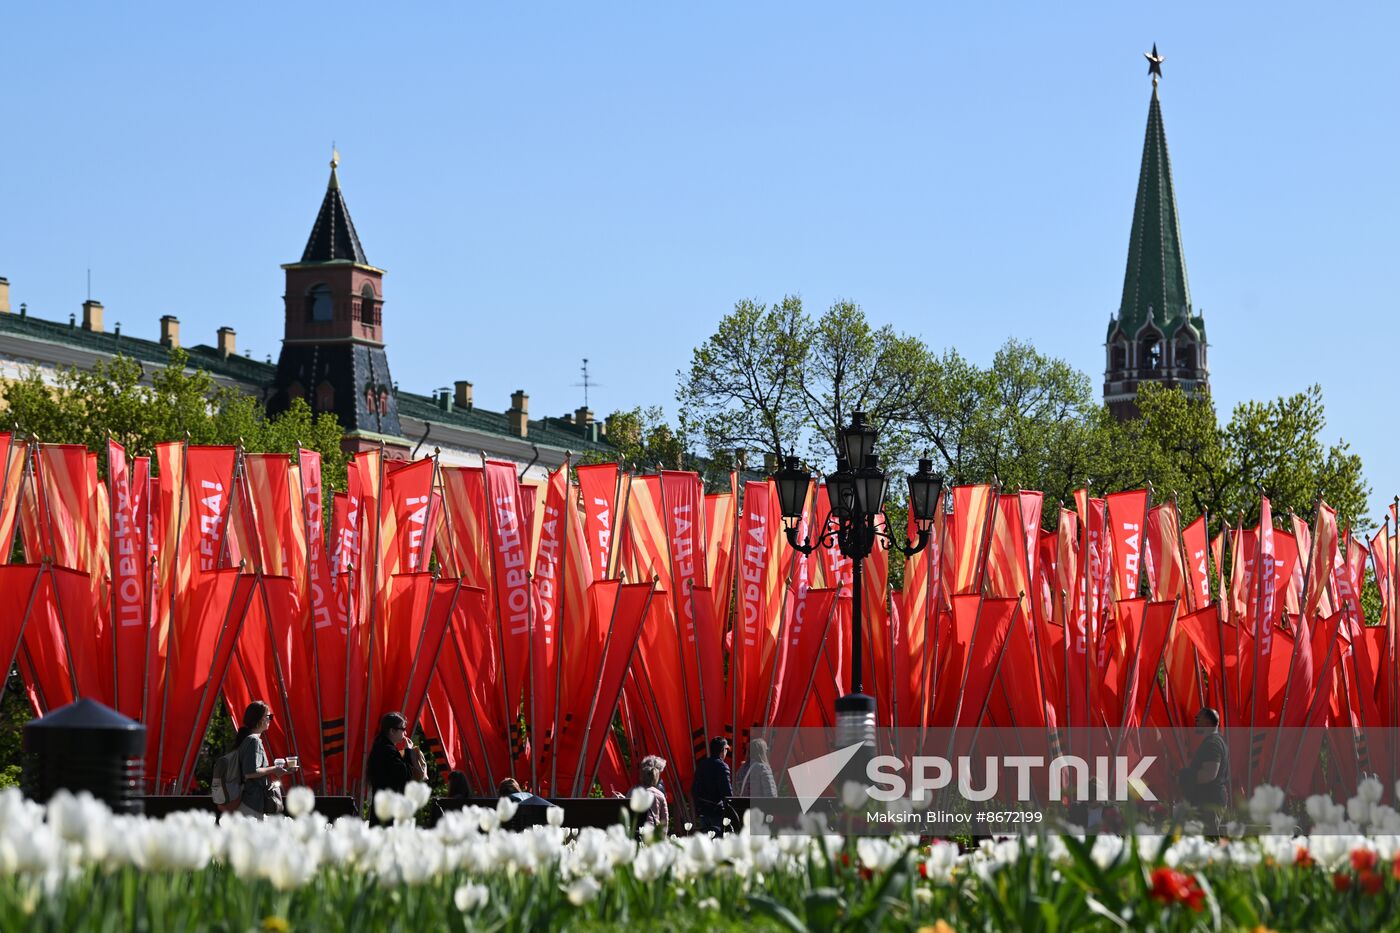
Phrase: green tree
[
  {"left": 592, "top": 406, "right": 688, "bottom": 471},
  {"left": 677, "top": 296, "right": 808, "bottom": 463},
  {"left": 1116, "top": 383, "right": 1369, "bottom": 533},
  {"left": 917, "top": 339, "right": 1117, "bottom": 510},
  {"left": 795, "top": 300, "right": 933, "bottom": 468},
  {"left": 0, "top": 350, "right": 347, "bottom": 491}
]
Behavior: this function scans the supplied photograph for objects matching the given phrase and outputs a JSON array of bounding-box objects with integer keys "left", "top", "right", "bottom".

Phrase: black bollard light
[{"left": 23, "top": 698, "right": 146, "bottom": 814}]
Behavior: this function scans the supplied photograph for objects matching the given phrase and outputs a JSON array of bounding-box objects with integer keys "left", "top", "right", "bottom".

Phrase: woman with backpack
[{"left": 233, "top": 700, "right": 289, "bottom": 819}]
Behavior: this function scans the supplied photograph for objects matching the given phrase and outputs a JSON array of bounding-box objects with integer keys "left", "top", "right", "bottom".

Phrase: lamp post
[{"left": 771, "top": 412, "right": 942, "bottom": 749}]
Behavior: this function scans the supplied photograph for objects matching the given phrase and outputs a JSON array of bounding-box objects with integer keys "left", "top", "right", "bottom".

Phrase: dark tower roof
[
  {"left": 1114, "top": 82, "right": 1193, "bottom": 338},
  {"left": 300, "top": 152, "right": 368, "bottom": 265}
]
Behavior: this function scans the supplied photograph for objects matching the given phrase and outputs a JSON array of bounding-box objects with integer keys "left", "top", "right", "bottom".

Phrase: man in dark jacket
[
  {"left": 1180, "top": 707, "right": 1230, "bottom": 819},
  {"left": 692, "top": 736, "right": 732, "bottom": 835}
]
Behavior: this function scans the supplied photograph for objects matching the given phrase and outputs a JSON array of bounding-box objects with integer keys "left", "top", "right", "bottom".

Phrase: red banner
[
  {"left": 483, "top": 459, "right": 531, "bottom": 768},
  {"left": 1106, "top": 489, "right": 1150, "bottom": 600},
  {"left": 576, "top": 464, "right": 619, "bottom": 580}
]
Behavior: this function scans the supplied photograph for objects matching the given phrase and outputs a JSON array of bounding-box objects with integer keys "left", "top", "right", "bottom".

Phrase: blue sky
[{"left": 2, "top": 4, "right": 1397, "bottom": 514}]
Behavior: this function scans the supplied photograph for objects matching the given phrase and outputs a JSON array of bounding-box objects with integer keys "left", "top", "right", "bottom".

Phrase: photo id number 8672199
[{"left": 974, "top": 810, "right": 1043, "bottom": 824}]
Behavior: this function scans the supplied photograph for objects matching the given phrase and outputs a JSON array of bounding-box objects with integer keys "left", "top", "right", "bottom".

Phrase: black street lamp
[{"left": 771, "top": 412, "right": 943, "bottom": 748}]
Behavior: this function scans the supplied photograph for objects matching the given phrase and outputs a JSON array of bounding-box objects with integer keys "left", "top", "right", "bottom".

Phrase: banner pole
[
  {"left": 174, "top": 573, "right": 247, "bottom": 792},
  {"left": 0, "top": 568, "right": 46, "bottom": 710}
]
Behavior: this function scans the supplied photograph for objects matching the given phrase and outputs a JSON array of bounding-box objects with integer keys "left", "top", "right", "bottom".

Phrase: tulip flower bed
[{"left": 3, "top": 786, "right": 1400, "bottom": 932}]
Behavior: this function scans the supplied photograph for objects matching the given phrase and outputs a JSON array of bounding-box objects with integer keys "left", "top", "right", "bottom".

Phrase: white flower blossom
[
  {"left": 285, "top": 786, "right": 316, "bottom": 819},
  {"left": 628, "top": 788, "right": 653, "bottom": 814},
  {"left": 1247, "top": 784, "right": 1286, "bottom": 823},
  {"left": 565, "top": 875, "right": 601, "bottom": 905},
  {"left": 454, "top": 881, "right": 489, "bottom": 911}
]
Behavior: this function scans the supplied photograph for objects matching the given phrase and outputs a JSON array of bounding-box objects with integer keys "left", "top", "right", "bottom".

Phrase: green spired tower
[{"left": 1104, "top": 45, "right": 1210, "bottom": 421}]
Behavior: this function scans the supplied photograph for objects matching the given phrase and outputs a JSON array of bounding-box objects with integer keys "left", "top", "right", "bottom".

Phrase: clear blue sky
[{"left": 2, "top": 4, "right": 1397, "bottom": 515}]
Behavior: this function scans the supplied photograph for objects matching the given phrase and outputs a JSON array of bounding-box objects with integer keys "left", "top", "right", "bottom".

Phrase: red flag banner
[
  {"left": 109, "top": 443, "right": 148, "bottom": 719},
  {"left": 1181, "top": 515, "right": 1211, "bottom": 612},
  {"left": 1106, "top": 489, "right": 1150, "bottom": 600},
  {"left": 577, "top": 464, "right": 619, "bottom": 580},
  {"left": 483, "top": 459, "right": 531, "bottom": 766},
  {"left": 0, "top": 435, "right": 28, "bottom": 563}
]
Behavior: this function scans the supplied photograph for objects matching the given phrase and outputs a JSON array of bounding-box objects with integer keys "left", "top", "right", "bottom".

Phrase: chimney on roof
[
  {"left": 217, "top": 327, "right": 236, "bottom": 358},
  {"left": 0, "top": 277, "right": 9, "bottom": 314},
  {"left": 437, "top": 389, "right": 451, "bottom": 412},
  {"left": 763, "top": 452, "right": 778, "bottom": 473},
  {"left": 508, "top": 390, "right": 529, "bottom": 438},
  {"left": 574, "top": 406, "right": 593, "bottom": 429},
  {"left": 159, "top": 315, "right": 180, "bottom": 349},
  {"left": 453, "top": 380, "right": 473, "bottom": 411},
  {"left": 81, "top": 300, "right": 104, "bottom": 333}
]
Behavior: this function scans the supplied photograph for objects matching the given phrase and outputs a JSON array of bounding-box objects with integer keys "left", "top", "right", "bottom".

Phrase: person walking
[
  {"left": 1179, "top": 707, "right": 1231, "bottom": 826},
  {"left": 692, "top": 736, "right": 732, "bottom": 835},
  {"left": 234, "top": 700, "right": 289, "bottom": 820},
  {"left": 736, "top": 738, "right": 777, "bottom": 797}
]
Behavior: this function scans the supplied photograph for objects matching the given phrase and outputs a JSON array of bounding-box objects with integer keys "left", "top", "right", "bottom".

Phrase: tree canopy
[
  {"left": 0, "top": 350, "right": 348, "bottom": 490},
  {"left": 677, "top": 297, "right": 1371, "bottom": 534}
]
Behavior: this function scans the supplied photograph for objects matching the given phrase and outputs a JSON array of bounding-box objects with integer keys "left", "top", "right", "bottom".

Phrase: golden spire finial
[
  {"left": 328, "top": 143, "right": 341, "bottom": 190},
  {"left": 1145, "top": 43, "right": 1165, "bottom": 89}
]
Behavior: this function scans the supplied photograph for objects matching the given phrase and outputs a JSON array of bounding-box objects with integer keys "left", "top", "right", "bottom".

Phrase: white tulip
[
  {"left": 405, "top": 781, "right": 432, "bottom": 813},
  {"left": 628, "top": 787, "right": 653, "bottom": 814},
  {"left": 840, "top": 780, "right": 867, "bottom": 811},
  {"left": 373, "top": 790, "right": 397, "bottom": 824},
  {"left": 564, "top": 875, "right": 601, "bottom": 906},
  {"left": 923, "top": 840, "right": 960, "bottom": 883},
  {"left": 1247, "top": 784, "right": 1286, "bottom": 823},
  {"left": 1346, "top": 795, "right": 1372, "bottom": 826},
  {"left": 1089, "top": 835, "right": 1124, "bottom": 870},
  {"left": 496, "top": 797, "right": 519, "bottom": 823},
  {"left": 285, "top": 786, "right": 316, "bottom": 819},
  {"left": 547, "top": 806, "right": 565, "bottom": 828},
  {"left": 1358, "top": 776, "right": 1384, "bottom": 804},
  {"left": 855, "top": 837, "right": 900, "bottom": 872},
  {"left": 454, "top": 881, "right": 489, "bottom": 911}
]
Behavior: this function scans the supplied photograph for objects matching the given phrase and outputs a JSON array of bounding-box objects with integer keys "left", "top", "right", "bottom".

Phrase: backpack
[{"left": 211, "top": 740, "right": 246, "bottom": 812}]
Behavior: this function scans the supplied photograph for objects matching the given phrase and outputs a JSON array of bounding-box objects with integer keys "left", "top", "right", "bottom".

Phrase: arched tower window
[
  {"left": 360, "top": 285, "right": 377, "bottom": 326},
  {"left": 306, "top": 284, "right": 334, "bottom": 323},
  {"left": 1110, "top": 338, "right": 1127, "bottom": 373},
  {"left": 287, "top": 381, "right": 306, "bottom": 401},
  {"left": 1175, "top": 336, "right": 1197, "bottom": 371},
  {"left": 1139, "top": 333, "right": 1163, "bottom": 374},
  {"left": 315, "top": 381, "right": 335, "bottom": 413}
]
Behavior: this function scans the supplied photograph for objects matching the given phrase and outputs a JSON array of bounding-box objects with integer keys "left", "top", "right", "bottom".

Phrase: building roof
[
  {"left": 395, "top": 389, "right": 614, "bottom": 454},
  {"left": 0, "top": 306, "right": 612, "bottom": 454},
  {"left": 1112, "top": 83, "right": 1202, "bottom": 341},
  {"left": 300, "top": 158, "right": 369, "bottom": 265},
  {"left": 0, "top": 307, "right": 275, "bottom": 386}
]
